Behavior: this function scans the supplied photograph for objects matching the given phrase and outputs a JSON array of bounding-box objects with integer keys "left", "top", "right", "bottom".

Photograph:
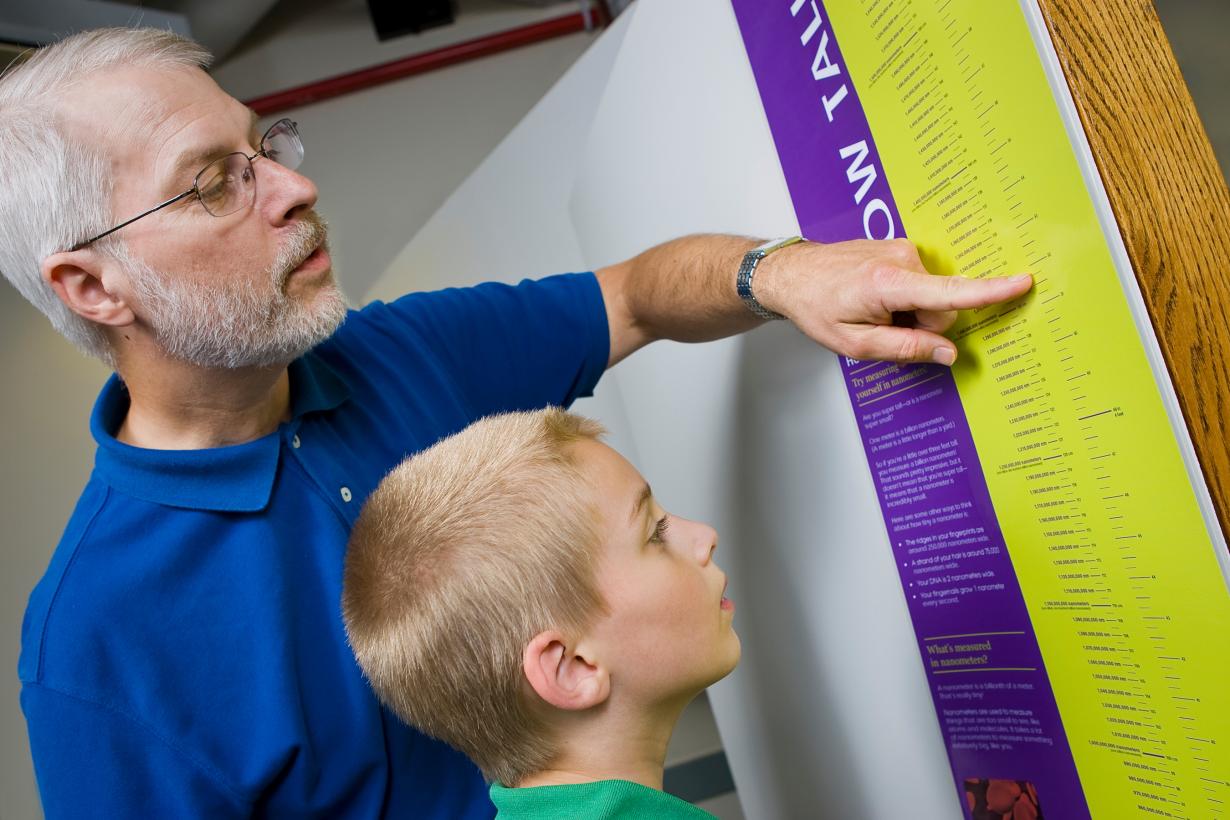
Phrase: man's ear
[
  {"left": 523, "top": 630, "right": 611, "bottom": 712},
  {"left": 41, "top": 250, "right": 135, "bottom": 327}
]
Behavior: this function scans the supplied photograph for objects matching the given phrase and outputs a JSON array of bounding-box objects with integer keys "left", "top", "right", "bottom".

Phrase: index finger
[{"left": 881, "top": 271, "right": 1034, "bottom": 313}]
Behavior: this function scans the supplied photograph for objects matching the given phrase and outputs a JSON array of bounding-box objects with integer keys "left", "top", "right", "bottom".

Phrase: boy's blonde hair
[{"left": 343, "top": 407, "right": 608, "bottom": 786}]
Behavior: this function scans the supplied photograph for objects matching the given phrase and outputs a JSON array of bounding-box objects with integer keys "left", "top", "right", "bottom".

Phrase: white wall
[
  {"left": 368, "top": 8, "right": 737, "bottom": 780},
  {"left": 0, "top": 5, "right": 597, "bottom": 817}
]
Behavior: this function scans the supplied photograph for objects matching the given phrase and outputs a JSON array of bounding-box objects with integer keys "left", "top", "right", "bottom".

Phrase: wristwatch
[{"left": 736, "top": 236, "right": 801, "bottom": 321}]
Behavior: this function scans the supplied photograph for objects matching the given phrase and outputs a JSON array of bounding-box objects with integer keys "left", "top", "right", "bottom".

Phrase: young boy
[{"left": 342, "top": 408, "right": 740, "bottom": 818}]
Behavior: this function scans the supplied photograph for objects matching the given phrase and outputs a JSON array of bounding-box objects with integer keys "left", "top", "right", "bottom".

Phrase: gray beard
[{"left": 122, "top": 218, "right": 349, "bottom": 369}]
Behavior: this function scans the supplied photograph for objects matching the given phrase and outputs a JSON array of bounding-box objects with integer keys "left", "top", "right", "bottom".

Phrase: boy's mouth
[{"left": 720, "top": 579, "right": 735, "bottom": 612}]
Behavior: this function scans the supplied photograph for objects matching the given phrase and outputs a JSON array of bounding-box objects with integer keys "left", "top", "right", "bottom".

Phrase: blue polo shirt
[{"left": 19, "top": 273, "right": 609, "bottom": 819}]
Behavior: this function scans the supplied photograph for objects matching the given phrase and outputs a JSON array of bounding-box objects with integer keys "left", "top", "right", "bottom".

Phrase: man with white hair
[{"left": 3, "top": 27, "right": 1032, "bottom": 819}]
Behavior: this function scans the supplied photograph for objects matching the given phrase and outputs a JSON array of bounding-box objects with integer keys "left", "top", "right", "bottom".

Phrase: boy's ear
[
  {"left": 523, "top": 630, "right": 610, "bottom": 711},
  {"left": 41, "top": 250, "right": 135, "bottom": 328}
]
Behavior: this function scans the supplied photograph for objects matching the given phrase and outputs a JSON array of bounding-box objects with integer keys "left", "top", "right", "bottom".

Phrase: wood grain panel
[{"left": 1037, "top": 0, "right": 1230, "bottom": 543}]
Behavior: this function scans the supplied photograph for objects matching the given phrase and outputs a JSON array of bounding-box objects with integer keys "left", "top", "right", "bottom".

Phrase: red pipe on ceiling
[{"left": 243, "top": 6, "right": 609, "bottom": 117}]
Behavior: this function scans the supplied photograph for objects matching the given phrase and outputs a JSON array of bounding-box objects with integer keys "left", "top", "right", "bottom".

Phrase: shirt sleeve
[
  {"left": 356, "top": 272, "right": 610, "bottom": 416},
  {"left": 22, "top": 683, "right": 251, "bottom": 819}
]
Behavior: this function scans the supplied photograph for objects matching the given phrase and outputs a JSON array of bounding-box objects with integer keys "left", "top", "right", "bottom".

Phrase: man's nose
[{"left": 258, "top": 158, "right": 318, "bottom": 225}]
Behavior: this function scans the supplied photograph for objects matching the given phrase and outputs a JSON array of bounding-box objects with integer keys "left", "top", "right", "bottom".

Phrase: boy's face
[{"left": 575, "top": 440, "right": 741, "bottom": 706}]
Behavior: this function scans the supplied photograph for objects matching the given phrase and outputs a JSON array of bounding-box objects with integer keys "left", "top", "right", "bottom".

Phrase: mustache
[{"left": 274, "top": 213, "right": 329, "bottom": 283}]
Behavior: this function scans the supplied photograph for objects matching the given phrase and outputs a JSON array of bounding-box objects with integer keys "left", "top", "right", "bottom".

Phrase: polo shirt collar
[{"left": 90, "top": 352, "right": 350, "bottom": 512}]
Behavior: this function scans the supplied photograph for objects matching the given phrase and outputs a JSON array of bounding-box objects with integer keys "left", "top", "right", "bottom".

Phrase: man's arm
[{"left": 595, "top": 234, "right": 1033, "bottom": 368}]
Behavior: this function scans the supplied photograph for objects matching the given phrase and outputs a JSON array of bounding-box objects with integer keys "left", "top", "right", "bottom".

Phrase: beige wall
[
  {"left": 1155, "top": 0, "right": 1230, "bottom": 185},
  {"left": 0, "top": 298, "right": 108, "bottom": 819}
]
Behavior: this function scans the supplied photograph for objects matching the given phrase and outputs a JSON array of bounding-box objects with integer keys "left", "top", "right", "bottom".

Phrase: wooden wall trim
[{"left": 1036, "top": 0, "right": 1230, "bottom": 543}]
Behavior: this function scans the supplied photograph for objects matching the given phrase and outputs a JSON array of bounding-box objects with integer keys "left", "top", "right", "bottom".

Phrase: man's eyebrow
[
  {"left": 246, "top": 109, "right": 262, "bottom": 142},
  {"left": 166, "top": 109, "right": 262, "bottom": 190},
  {"left": 630, "top": 483, "right": 653, "bottom": 525}
]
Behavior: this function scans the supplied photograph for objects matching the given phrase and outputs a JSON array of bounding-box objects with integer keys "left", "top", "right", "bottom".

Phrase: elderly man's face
[{"left": 67, "top": 65, "right": 346, "bottom": 368}]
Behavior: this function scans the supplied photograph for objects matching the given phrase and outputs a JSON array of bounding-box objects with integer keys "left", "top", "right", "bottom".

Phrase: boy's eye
[{"left": 649, "top": 514, "right": 670, "bottom": 544}]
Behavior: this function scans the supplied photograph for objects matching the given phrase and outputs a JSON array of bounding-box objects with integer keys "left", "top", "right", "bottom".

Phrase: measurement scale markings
[{"left": 802, "top": 3, "right": 1230, "bottom": 810}]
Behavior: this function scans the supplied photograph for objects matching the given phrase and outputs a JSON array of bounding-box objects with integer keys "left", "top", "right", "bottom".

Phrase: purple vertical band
[{"left": 730, "top": 3, "right": 1089, "bottom": 816}]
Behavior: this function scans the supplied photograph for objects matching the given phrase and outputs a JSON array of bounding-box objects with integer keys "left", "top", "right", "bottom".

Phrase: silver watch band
[{"left": 736, "top": 236, "right": 801, "bottom": 321}]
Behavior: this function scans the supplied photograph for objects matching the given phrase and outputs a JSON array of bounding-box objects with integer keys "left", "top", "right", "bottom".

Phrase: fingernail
[
  {"left": 932, "top": 348, "right": 956, "bottom": 366},
  {"left": 1012, "top": 274, "right": 1033, "bottom": 284}
]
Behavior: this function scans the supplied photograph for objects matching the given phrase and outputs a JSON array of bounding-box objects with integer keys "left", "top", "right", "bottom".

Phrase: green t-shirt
[{"left": 489, "top": 779, "right": 717, "bottom": 819}]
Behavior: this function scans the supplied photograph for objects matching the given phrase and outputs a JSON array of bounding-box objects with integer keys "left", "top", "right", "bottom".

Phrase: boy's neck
[{"left": 516, "top": 696, "right": 691, "bottom": 791}]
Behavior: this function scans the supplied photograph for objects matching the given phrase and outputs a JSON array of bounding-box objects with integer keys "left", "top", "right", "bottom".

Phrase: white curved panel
[{"left": 567, "top": 2, "right": 957, "bottom": 818}]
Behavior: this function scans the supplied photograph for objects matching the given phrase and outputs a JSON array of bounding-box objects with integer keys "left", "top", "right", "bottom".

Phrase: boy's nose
[{"left": 693, "top": 522, "right": 718, "bottom": 565}]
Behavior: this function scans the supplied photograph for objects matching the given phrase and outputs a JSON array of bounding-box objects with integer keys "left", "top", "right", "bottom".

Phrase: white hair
[{"left": 0, "top": 28, "right": 213, "bottom": 364}]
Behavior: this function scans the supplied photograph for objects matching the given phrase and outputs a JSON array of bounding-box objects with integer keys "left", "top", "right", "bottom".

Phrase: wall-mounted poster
[{"left": 730, "top": 1, "right": 1230, "bottom": 817}]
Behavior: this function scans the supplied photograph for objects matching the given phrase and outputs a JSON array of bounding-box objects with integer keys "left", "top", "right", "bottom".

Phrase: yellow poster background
[{"left": 824, "top": 0, "right": 1230, "bottom": 816}]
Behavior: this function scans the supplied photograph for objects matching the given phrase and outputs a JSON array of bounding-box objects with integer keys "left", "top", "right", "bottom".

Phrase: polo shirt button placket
[
  {"left": 291, "top": 434, "right": 301, "bottom": 449},
  {"left": 340, "top": 486, "right": 352, "bottom": 503}
]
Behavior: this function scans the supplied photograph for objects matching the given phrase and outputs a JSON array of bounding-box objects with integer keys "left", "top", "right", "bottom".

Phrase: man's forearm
[
  {"left": 595, "top": 234, "right": 767, "bottom": 367},
  {"left": 596, "top": 232, "right": 1034, "bottom": 370}
]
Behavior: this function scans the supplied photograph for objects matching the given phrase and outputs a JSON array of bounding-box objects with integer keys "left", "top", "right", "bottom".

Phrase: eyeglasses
[{"left": 70, "top": 118, "right": 304, "bottom": 251}]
